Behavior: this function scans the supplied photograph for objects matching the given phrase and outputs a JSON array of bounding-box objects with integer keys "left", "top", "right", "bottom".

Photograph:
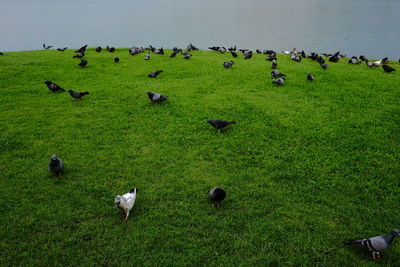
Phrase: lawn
[{"left": 0, "top": 48, "right": 399, "bottom": 266}]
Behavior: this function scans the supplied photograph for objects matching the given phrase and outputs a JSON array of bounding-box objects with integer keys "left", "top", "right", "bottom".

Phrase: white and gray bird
[
  {"left": 345, "top": 229, "right": 400, "bottom": 260},
  {"left": 49, "top": 154, "right": 63, "bottom": 177},
  {"left": 208, "top": 187, "right": 226, "bottom": 207},
  {"left": 223, "top": 61, "right": 234, "bottom": 68},
  {"left": 147, "top": 91, "right": 167, "bottom": 102},
  {"left": 115, "top": 188, "right": 138, "bottom": 221},
  {"left": 272, "top": 77, "right": 285, "bottom": 85}
]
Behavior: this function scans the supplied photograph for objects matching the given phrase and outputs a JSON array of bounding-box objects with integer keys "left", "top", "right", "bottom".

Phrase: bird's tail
[
  {"left": 344, "top": 239, "right": 361, "bottom": 245},
  {"left": 82, "top": 92, "right": 89, "bottom": 96}
]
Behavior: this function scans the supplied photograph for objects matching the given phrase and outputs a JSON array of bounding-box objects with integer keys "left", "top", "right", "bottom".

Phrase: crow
[
  {"left": 148, "top": 70, "right": 163, "bottom": 78},
  {"left": 44, "top": 81, "right": 65, "bottom": 92},
  {"left": 382, "top": 65, "right": 396, "bottom": 73},
  {"left": 68, "top": 90, "right": 89, "bottom": 99}
]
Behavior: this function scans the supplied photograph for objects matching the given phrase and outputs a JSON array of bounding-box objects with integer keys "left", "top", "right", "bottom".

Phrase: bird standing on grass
[
  {"left": 43, "top": 43, "right": 52, "bottom": 49},
  {"left": 345, "top": 229, "right": 400, "bottom": 260},
  {"left": 230, "top": 51, "right": 238, "bottom": 58},
  {"left": 272, "top": 77, "right": 285, "bottom": 85},
  {"left": 114, "top": 57, "right": 120, "bottom": 63},
  {"left": 78, "top": 59, "right": 88, "bottom": 67},
  {"left": 44, "top": 81, "right": 65, "bottom": 92},
  {"left": 208, "top": 187, "right": 226, "bottom": 207},
  {"left": 49, "top": 154, "right": 63, "bottom": 177},
  {"left": 0, "top": 52, "right": 4, "bottom": 55},
  {"left": 95, "top": 46, "right": 102, "bottom": 52},
  {"left": 75, "top": 45, "right": 87, "bottom": 53},
  {"left": 271, "top": 70, "right": 285, "bottom": 78},
  {"left": 223, "top": 61, "right": 234, "bottom": 68},
  {"left": 147, "top": 92, "right": 167, "bottom": 103},
  {"left": 320, "top": 63, "right": 329, "bottom": 70},
  {"left": 272, "top": 60, "right": 277, "bottom": 69},
  {"left": 68, "top": 90, "right": 89, "bottom": 99},
  {"left": 148, "top": 70, "right": 163, "bottom": 78},
  {"left": 73, "top": 52, "right": 85, "bottom": 59},
  {"left": 307, "top": 73, "right": 315, "bottom": 81},
  {"left": 115, "top": 188, "right": 138, "bottom": 221},
  {"left": 207, "top": 120, "right": 236, "bottom": 132},
  {"left": 145, "top": 52, "right": 150, "bottom": 60},
  {"left": 382, "top": 65, "right": 396, "bottom": 73}
]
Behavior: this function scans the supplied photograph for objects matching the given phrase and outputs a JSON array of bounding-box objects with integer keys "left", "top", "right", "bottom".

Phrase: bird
[
  {"left": 43, "top": 43, "right": 52, "bottom": 49},
  {"left": 365, "top": 60, "right": 375, "bottom": 68},
  {"left": 244, "top": 50, "right": 253, "bottom": 59},
  {"left": 44, "top": 81, "right": 65, "bottom": 92},
  {"left": 208, "top": 46, "right": 220, "bottom": 51},
  {"left": 307, "top": 73, "right": 315, "bottom": 81},
  {"left": 148, "top": 70, "right": 163, "bottom": 78},
  {"left": 68, "top": 90, "right": 89, "bottom": 99},
  {"left": 272, "top": 77, "right": 285, "bottom": 85},
  {"left": 228, "top": 45, "right": 236, "bottom": 52},
  {"left": 57, "top": 47, "right": 68, "bottom": 52},
  {"left": 147, "top": 92, "right": 167, "bottom": 103},
  {"left": 170, "top": 50, "right": 179, "bottom": 58},
  {"left": 49, "top": 154, "right": 63, "bottom": 177},
  {"left": 188, "top": 43, "right": 199, "bottom": 50},
  {"left": 0, "top": 52, "right": 3, "bottom": 55},
  {"left": 256, "top": 49, "right": 262, "bottom": 54},
  {"left": 75, "top": 45, "right": 87, "bottom": 53},
  {"left": 373, "top": 59, "right": 382, "bottom": 66},
  {"left": 73, "top": 52, "right": 85, "bottom": 59},
  {"left": 115, "top": 188, "right": 138, "bottom": 221},
  {"left": 345, "top": 229, "right": 400, "bottom": 260},
  {"left": 271, "top": 70, "right": 285, "bottom": 78},
  {"left": 145, "top": 52, "right": 150, "bottom": 60},
  {"left": 359, "top": 55, "right": 367, "bottom": 61},
  {"left": 95, "top": 46, "right": 102, "bottom": 52},
  {"left": 348, "top": 57, "right": 359, "bottom": 64},
  {"left": 230, "top": 51, "right": 238, "bottom": 58},
  {"left": 272, "top": 60, "right": 277, "bottom": 69},
  {"left": 382, "top": 57, "right": 389, "bottom": 64},
  {"left": 218, "top": 47, "right": 227, "bottom": 53},
  {"left": 154, "top": 48, "right": 164, "bottom": 55},
  {"left": 223, "top": 61, "right": 234, "bottom": 68},
  {"left": 320, "top": 63, "right": 329, "bottom": 70},
  {"left": 382, "top": 65, "right": 396, "bottom": 73},
  {"left": 208, "top": 187, "right": 226, "bottom": 207},
  {"left": 107, "top": 46, "right": 115, "bottom": 52},
  {"left": 78, "top": 59, "right": 87, "bottom": 67},
  {"left": 207, "top": 120, "right": 236, "bottom": 132},
  {"left": 183, "top": 53, "right": 192, "bottom": 59},
  {"left": 114, "top": 57, "right": 120, "bottom": 63}
]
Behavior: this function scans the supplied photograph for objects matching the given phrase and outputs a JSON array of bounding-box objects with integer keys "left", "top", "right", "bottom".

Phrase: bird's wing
[{"left": 369, "top": 236, "right": 389, "bottom": 251}]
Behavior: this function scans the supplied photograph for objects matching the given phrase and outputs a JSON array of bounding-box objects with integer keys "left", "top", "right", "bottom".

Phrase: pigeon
[
  {"left": 359, "top": 55, "right": 367, "bottom": 61},
  {"left": 75, "top": 45, "right": 87, "bottom": 53},
  {"left": 244, "top": 50, "right": 253, "bottom": 59},
  {"left": 115, "top": 188, "right": 138, "bottom": 221},
  {"left": 49, "top": 154, "right": 63, "bottom": 177},
  {"left": 183, "top": 53, "right": 192, "bottom": 59},
  {"left": 271, "top": 70, "right": 285, "bottom": 78},
  {"left": 272, "top": 77, "right": 285, "bottom": 85},
  {"left": 107, "top": 46, "right": 115, "bottom": 52},
  {"left": 188, "top": 43, "right": 199, "bottom": 51},
  {"left": 149, "top": 45, "right": 156, "bottom": 52},
  {"left": 382, "top": 57, "right": 389, "bottom": 64},
  {"left": 208, "top": 187, "right": 226, "bottom": 207},
  {"left": 307, "top": 73, "right": 315, "bottom": 81},
  {"left": 148, "top": 70, "right": 163, "bottom": 78},
  {"left": 68, "top": 90, "right": 89, "bottom": 99},
  {"left": 366, "top": 60, "right": 375, "bottom": 68},
  {"left": 230, "top": 51, "right": 238, "bottom": 58},
  {"left": 207, "top": 120, "right": 236, "bottom": 132},
  {"left": 223, "top": 61, "right": 234, "bottom": 68},
  {"left": 301, "top": 50, "right": 306, "bottom": 58},
  {"left": 320, "top": 63, "right": 329, "bottom": 70},
  {"left": 147, "top": 92, "right": 167, "bottom": 103},
  {"left": 382, "top": 65, "right": 396, "bottom": 73},
  {"left": 44, "top": 81, "right": 65, "bottom": 92},
  {"left": 272, "top": 60, "right": 277, "bottom": 69},
  {"left": 78, "top": 59, "right": 87, "bottom": 67},
  {"left": 129, "top": 47, "right": 144, "bottom": 56},
  {"left": 144, "top": 52, "right": 150, "bottom": 60},
  {"left": 57, "top": 47, "right": 68, "bottom": 52},
  {"left": 73, "top": 52, "right": 85, "bottom": 59},
  {"left": 154, "top": 48, "right": 164, "bottom": 55},
  {"left": 43, "top": 43, "right": 52, "bottom": 49},
  {"left": 170, "top": 50, "right": 179, "bottom": 58},
  {"left": 0, "top": 52, "right": 3, "bottom": 55},
  {"left": 114, "top": 57, "right": 120, "bottom": 63},
  {"left": 228, "top": 46, "right": 236, "bottom": 52},
  {"left": 345, "top": 229, "right": 400, "bottom": 260},
  {"left": 256, "top": 49, "right": 262, "bottom": 54},
  {"left": 95, "top": 46, "right": 102, "bottom": 52},
  {"left": 209, "top": 46, "right": 220, "bottom": 51},
  {"left": 266, "top": 55, "right": 277, "bottom": 61}
]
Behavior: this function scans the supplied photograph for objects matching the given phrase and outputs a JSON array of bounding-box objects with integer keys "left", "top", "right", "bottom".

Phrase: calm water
[{"left": 1, "top": 0, "right": 399, "bottom": 58}]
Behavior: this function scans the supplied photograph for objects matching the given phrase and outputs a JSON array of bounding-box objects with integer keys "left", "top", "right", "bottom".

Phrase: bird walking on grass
[
  {"left": 271, "top": 70, "right": 285, "bottom": 78},
  {"left": 44, "top": 81, "right": 65, "bottom": 92},
  {"left": 49, "top": 154, "right": 63, "bottom": 177},
  {"left": 207, "top": 120, "right": 236, "bottom": 132},
  {"left": 68, "top": 90, "right": 89, "bottom": 99},
  {"left": 345, "top": 229, "right": 400, "bottom": 260},
  {"left": 0, "top": 52, "right": 4, "bottom": 55},
  {"left": 115, "top": 188, "right": 138, "bottom": 221},
  {"left": 272, "top": 77, "right": 285, "bottom": 85},
  {"left": 147, "top": 92, "right": 167, "bottom": 103},
  {"left": 78, "top": 59, "right": 88, "bottom": 68},
  {"left": 223, "top": 61, "right": 234, "bottom": 68},
  {"left": 272, "top": 60, "right": 277, "bottom": 69},
  {"left": 43, "top": 43, "right": 52, "bottom": 49},
  {"left": 114, "top": 57, "right": 120, "bottom": 63},
  {"left": 307, "top": 73, "right": 315, "bottom": 81},
  {"left": 148, "top": 70, "right": 163, "bottom": 78},
  {"left": 95, "top": 46, "right": 102, "bottom": 52},
  {"left": 208, "top": 187, "right": 226, "bottom": 207},
  {"left": 382, "top": 65, "right": 396, "bottom": 73},
  {"left": 145, "top": 52, "right": 150, "bottom": 60}
]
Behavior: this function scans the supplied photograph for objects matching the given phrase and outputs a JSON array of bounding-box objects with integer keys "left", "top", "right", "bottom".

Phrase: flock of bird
[{"left": 6, "top": 42, "right": 398, "bottom": 260}]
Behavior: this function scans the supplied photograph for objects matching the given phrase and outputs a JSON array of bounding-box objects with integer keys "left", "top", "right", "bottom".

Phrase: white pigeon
[
  {"left": 373, "top": 59, "right": 382, "bottom": 67},
  {"left": 115, "top": 188, "right": 137, "bottom": 221}
]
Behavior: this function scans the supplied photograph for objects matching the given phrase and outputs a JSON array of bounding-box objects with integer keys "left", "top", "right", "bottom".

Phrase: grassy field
[{"left": 0, "top": 48, "right": 399, "bottom": 266}]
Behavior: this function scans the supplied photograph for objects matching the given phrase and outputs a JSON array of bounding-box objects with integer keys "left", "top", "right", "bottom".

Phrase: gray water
[{"left": 1, "top": 0, "right": 399, "bottom": 59}]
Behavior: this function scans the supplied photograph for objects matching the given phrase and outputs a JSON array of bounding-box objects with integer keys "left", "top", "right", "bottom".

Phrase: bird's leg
[
  {"left": 124, "top": 211, "right": 129, "bottom": 221},
  {"left": 372, "top": 252, "right": 380, "bottom": 260}
]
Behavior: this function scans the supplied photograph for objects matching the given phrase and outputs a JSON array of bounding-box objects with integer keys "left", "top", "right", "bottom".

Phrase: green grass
[{"left": 0, "top": 48, "right": 399, "bottom": 266}]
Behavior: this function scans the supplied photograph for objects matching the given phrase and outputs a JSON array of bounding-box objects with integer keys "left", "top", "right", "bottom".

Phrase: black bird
[
  {"left": 208, "top": 187, "right": 226, "bottom": 207},
  {"left": 301, "top": 50, "right": 306, "bottom": 58},
  {"left": 44, "top": 81, "right": 65, "bottom": 92},
  {"left": 329, "top": 56, "right": 339, "bottom": 62},
  {"left": 256, "top": 49, "right": 262, "bottom": 54},
  {"left": 148, "top": 70, "right": 163, "bottom": 78},
  {"left": 68, "top": 90, "right": 89, "bottom": 99},
  {"left": 57, "top": 47, "right": 68, "bottom": 52},
  {"left": 107, "top": 46, "right": 115, "bottom": 52},
  {"left": 228, "top": 45, "right": 236, "bottom": 52},
  {"left": 170, "top": 50, "right": 179, "bottom": 58},
  {"left": 147, "top": 92, "right": 167, "bottom": 103},
  {"left": 307, "top": 73, "right": 315, "bottom": 81},
  {"left": 266, "top": 56, "right": 277, "bottom": 61},
  {"left": 188, "top": 43, "right": 199, "bottom": 50},
  {"left": 43, "top": 43, "right": 52, "bottom": 49},
  {"left": 272, "top": 77, "right": 285, "bottom": 85},
  {"left": 145, "top": 52, "right": 150, "bottom": 60},
  {"left": 230, "top": 51, "right": 238, "bottom": 58},
  {"left": 207, "top": 120, "right": 236, "bottom": 132},
  {"left": 154, "top": 48, "right": 164, "bottom": 55},
  {"left": 271, "top": 60, "right": 277, "bottom": 69},
  {"left": 271, "top": 70, "right": 285, "bottom": 78},
  {"left": 183, "top": 53, "right": 192, "bottom": 59},
  {"left": 78, "top": 59, "right": 88, "bottom": 67},
  {"left": 49, "top": 154, "right": 63, "bottom": 177},
  {"left": 95, "top": 46, "right": 102, "bottom": 52},
  {"left": 149, "top": 45, "right": 156, "bottom": 52},
  {"left": 75, "top": 45, "right": 87, "bottom": 53},
  {"left": 73, "top": 52, "right": 85, "bottom": 59},
  {"left": 218, "top": 47, "right": 227, "bottom": 53},
  {"left": 209, "top": 46, "right": 220, "bottom": 51},
  {"left": 244, "top": 50, "right": 252, "bottom": 59},
  {"left": 223, "top": 61, "right": 234, "bottom": 68},
  {"left": 382, "top": 65, "right": 396, "bottom": 73},
  {"left": 0, "top": 52, "right": 3, "bottom": 55},
  {"left": 114, "top": 57, "right": 120, "bottom": 63},
  {"left": 382, "top": 57, "right": 389, "bottom": 64},
  {"left": 359, "top": 55, "right": 367, "bottom": 61},
  {"left": 320, "top": 63, "right": 329, "bottom": 70}
]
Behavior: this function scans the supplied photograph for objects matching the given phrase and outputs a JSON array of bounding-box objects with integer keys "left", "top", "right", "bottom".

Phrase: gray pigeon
[
  {"left": 49, "top": 154, "right": 63, "bottom": 177},
  {"left": 183, "top": 53, "right": 192, "bottom": 59},
  {"left": 208, "top": 187, "right": 226, "bottom": 207},
  {"left": 145, "top": 52, "right": 150, "bottom": 60},
  {"left": 320, "top": 63, "right": 329, "bottom": 70},
  {"left": 223, "top": 61, "right": 234, "bottom": 68},
  {"left": 307, "top": 73, "right": 315, "bottom": 81},
  {"left": 68, "top": 90, "right": 89, "bottom": 99},
  {"left": 271, "top": 70, "right": 285, "bottom": 78},
  {"left": 148, "top": 70, "right": 163, "bottom": 78},
  {"left": 272, "top": 77, "right": 285, "bottom": 85},
  {"left": 115, "top": 188, "right": 138, "bottom": 221},
  {"left": 272, "top": 60, "right": 277, "bottom": 69},
  {"left": 147, "top": 92, "right": 167, "bottom": 102},
  {"left": 345, "top": 229, "right": 400, "bottom": 260}
]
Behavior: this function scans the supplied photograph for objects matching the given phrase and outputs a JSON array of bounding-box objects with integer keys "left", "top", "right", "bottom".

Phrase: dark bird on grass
[
  {"left": 301, "top": 50, "right": 306, "bottom": 58},
  {"left": 218, "top": 47, "right": 227, "bottom": 53},
  {"left": 107, "top": 46, "right": 115, "bottom": 52},
  {"left": 266, "top": 55, "right": 277, "bottom": 61},
  {"left": 382, "top": 57, "right": 389, "bottom": 64},
  {"left": 43, "top": 43, "right": 52, "bottom": 49},
  {"left": 320, "top": 63, "right": 329, "bottom": 70},
  {"left": 145, "top": 52, "right": 150, "bottom": 60},
  {"left": 272, "top": 60, "right": 277, "bottom": 69},
  {"left": 348, "top": 57, "right": 360, "bottom": 64},
  {"left": 68, "top": 89, "right": 89, "bottom": 99},
  {"left": 129, "top": 47, "right": 144, "bottom": 56},
  {"left": 73, "top": 52, "right": 85, "bottom": 59},
  {"left": 44, "top": 81, "right": 65, "bottom": 92},
  {"left": 188, "top": 43, "right": 199, "bottom": 51},
  {"left": 57, "top": 47, "right": 68, "bottom": 52},
  {"left": 78, "top": 59, "right": 88, "bottom": 67},
  {"left": 344, "top": 229, "right": 400, "bottom": 260},
  {"left": 307, "top": 73, "right": 315, "bottom": 81},
  {"left": 329, "top": 55, "right": 339, "bottom": 62},
  {"left": 223, "top": 61, "right": 234, "bottom": 68},
  {"left": 272, "top": 77, "right": 285, "bottom": 85},
  {"left": 291, "top": 55, "right": 302, "bottom": 62},
  {"left": 147, "top": 92, "right": 167, "bottom": 102},
  {"left": 256, "top": 49, "right": 262, "bottom": 54},
  {"left": 207, "top": 120, "right": 236, "bottom": 132},
  {"left": 49, "top": 154, "right": 63, "bottom": 177},
  {"left": 244, "top": 50, "right": 252, "bottom": 59},
  {"left": 271, "top": 70, "right": 285, "bottom": 78},
  {"left": 115, "top": 188, "right": 137, "bottom": 221},
  {"left": 148, "top": 70, "right": 163, "bottom": 78},
  {"left": 114, "top": 57, "right": 120, "bottom": 63},
  {"left": 183, "top": 53, "right": 192, "bottom": 59},
  {"left": 154, "top": 48, "right": 164, "bottom": 55},
  {"left": 0, "top": 52, "right": 3, "bottom": 55},
  {"left": 382, "top": 65, "right": 396, "bottom": 73},
  {"left": 230, "top": 51, "right": 238, "bottom": 58},
  {"left": 321, "top": 53, "right": 332, "bottom": 57},
  {"left": 228, "top": 45, "right": 236, "bottom": 52},
  {"left": 208, "top": 187, "right": 226, "bottom": 208},
  {"left": 75, "top": 45, "right": 87, "bottom": 53},
  {"left": 359, "top": 55, "right": 367, "bottom": 61},
  {"left": 209, "top": 46, "right": 220, "bottom": 51},
  {"left": 170, "top": 50, "right": 179, "bottom": 58},
  {"left": 95, "top": 46, "right": 102, "bottom": 52}
]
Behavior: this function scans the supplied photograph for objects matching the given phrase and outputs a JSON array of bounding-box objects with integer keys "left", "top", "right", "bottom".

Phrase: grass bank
[{"left": 0, "top": 49, "right": 399, "bottom": 266}]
